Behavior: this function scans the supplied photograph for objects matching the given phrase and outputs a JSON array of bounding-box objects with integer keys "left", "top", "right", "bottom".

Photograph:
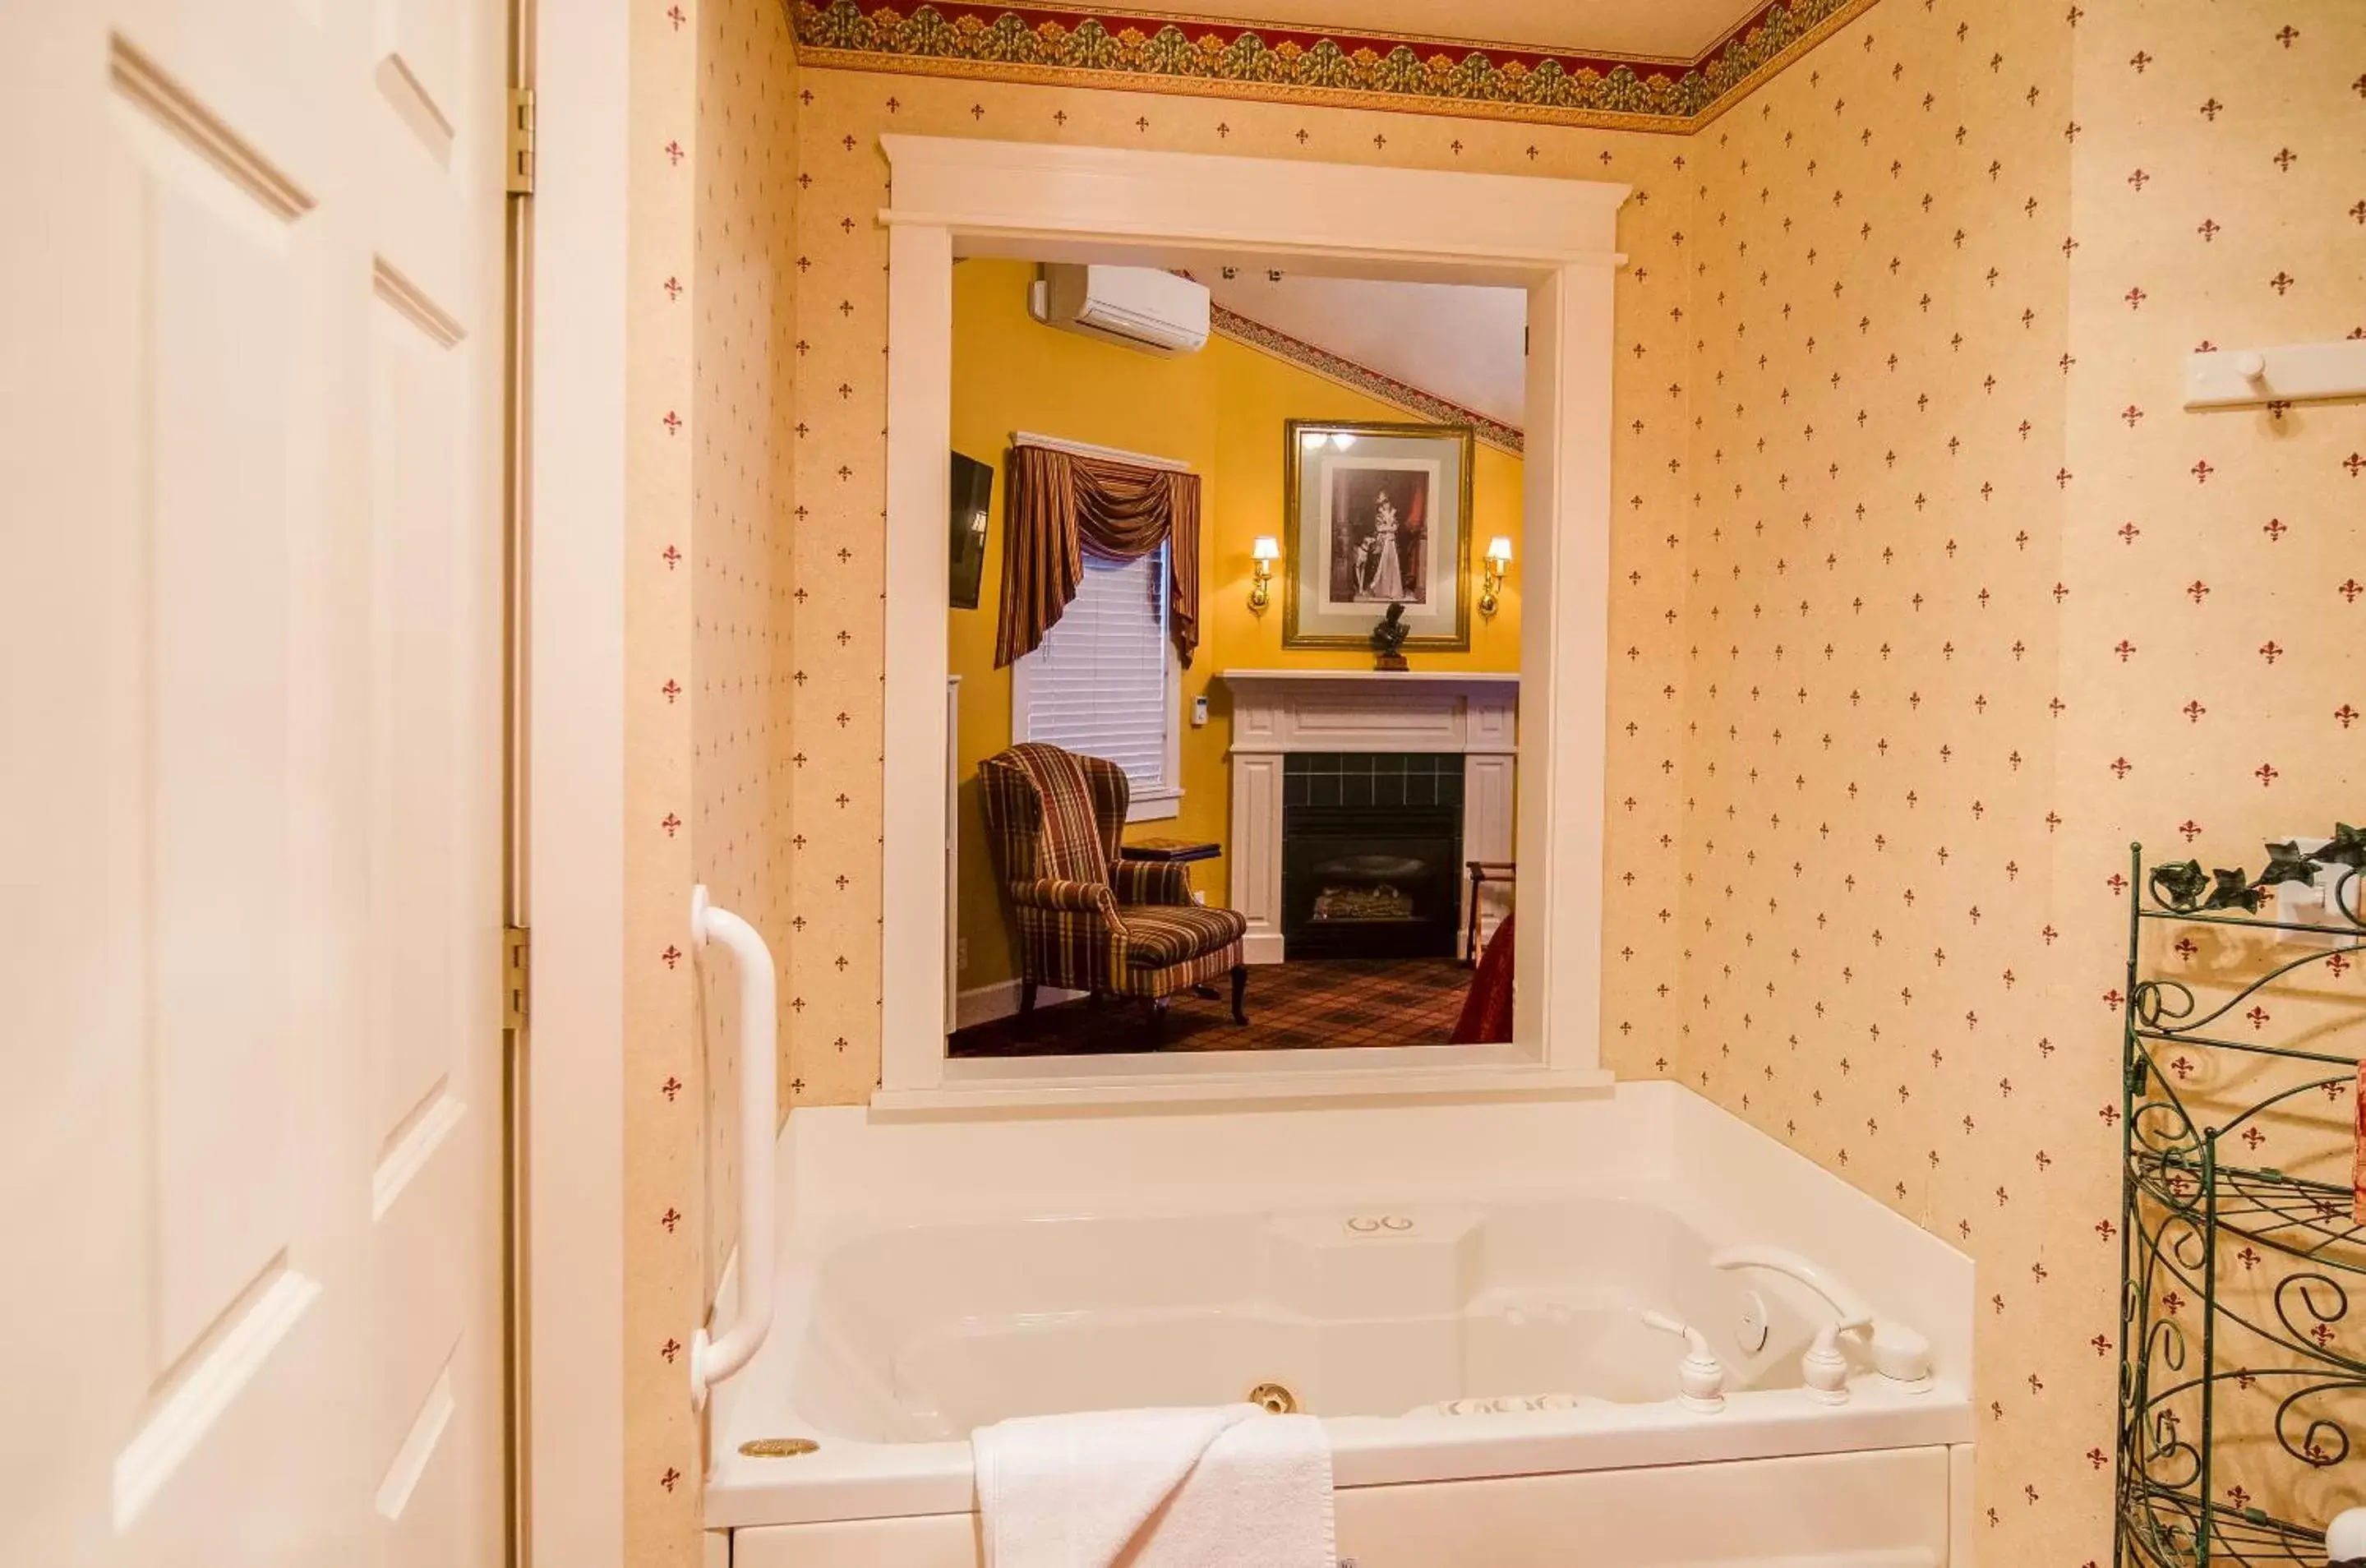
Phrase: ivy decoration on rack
[
  {"left": 2143, "top": 826, "right": 2366, "bottom": 918},
  {"left": 2258, "top": 842, "right": 2324, "bottom": 887},
  {"left": 2257, "top": 841, "right": 2322, "bottom": 888},
  {"left": 2202, "top": 867, "right": 2266, "bottom": 912},
  {"left": 2317, "top": 822, "right": 2366, "bottom": 869},
  {"left": 2149, "top": 859, "right": 2211, "bottom": 912}
]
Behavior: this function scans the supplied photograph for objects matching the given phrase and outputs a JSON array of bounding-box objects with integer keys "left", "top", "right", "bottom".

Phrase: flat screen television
[{"left": 948, "top": 450, "right": 993, "bottom": 610}]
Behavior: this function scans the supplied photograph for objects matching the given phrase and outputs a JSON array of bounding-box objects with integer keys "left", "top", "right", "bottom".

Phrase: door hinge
[
  {"left": 505, "top": 87, "right": 535, "bottom": 196},
  {"left": 502, "top": 925, "right": 531, "bottom": 1030}
]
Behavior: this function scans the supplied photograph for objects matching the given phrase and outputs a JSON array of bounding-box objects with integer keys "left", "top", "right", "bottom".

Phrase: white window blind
[{"left": 1018, "top": 543, "right": 1173, "bottom": 792}]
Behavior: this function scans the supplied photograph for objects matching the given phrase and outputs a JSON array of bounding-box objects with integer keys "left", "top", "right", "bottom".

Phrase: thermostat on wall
[{"left": 1192, "top": 694, "right": 1208, "bottom": 726}]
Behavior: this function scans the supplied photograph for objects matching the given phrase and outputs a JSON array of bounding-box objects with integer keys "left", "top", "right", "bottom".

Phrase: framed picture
[{"left": 1281, "top": 419, "right": 1474, "bottom": 652}]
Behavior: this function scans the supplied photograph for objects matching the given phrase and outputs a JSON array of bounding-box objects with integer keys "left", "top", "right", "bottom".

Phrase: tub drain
[{"left": 1248, "top": 1382, "right": 1299, "bottom": 1415}]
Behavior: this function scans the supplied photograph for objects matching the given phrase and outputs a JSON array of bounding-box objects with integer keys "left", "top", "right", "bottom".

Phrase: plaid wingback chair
[{"left": 977, "top": 742, "right": 1248, "bottom": 1030}]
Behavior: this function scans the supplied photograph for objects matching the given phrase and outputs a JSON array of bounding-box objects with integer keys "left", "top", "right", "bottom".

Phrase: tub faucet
[
  {"left": 1708, "top": 1245, "right": 1933, "bottom": 1404},
  {"left": 1639, "top": 1309, "right": 1727, "bottom": 1413}
]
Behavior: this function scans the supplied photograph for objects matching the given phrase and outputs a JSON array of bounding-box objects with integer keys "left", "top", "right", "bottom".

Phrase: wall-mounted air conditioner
[{"left": 1028, "top": 264, "right": 1210, "bottom": 357}]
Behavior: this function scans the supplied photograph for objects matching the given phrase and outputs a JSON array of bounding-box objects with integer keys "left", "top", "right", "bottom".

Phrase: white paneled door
[{"left": 0, "top": 1, "right": 514, "bottom": 1566}]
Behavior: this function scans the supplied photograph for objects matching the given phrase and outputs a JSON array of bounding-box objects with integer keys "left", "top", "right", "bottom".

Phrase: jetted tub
[{"left": 707, "top": 1084, "right": 1976, "bottom": 1566}]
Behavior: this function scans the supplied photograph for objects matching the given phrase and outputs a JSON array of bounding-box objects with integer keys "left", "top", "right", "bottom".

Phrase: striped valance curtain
[{"left": 994, "top": 444, "right": 1201, "bottom": 671}]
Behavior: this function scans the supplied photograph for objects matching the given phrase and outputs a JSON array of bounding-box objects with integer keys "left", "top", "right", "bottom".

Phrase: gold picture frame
[{"left": 1280, "top": 418, "right": 1474, "bottom": 653}]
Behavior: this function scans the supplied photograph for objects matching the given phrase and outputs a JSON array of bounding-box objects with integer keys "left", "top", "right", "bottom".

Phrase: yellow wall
[{"left": 947, "top": 258, "right": 1524, "bottom": 993}]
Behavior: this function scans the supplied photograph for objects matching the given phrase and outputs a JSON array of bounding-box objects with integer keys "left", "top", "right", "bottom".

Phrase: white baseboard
[
  {"left": 1243, "top": 932, "right": 1286, "bottom": 966},
  {"left": 953, "top": 976, "right": 1088, "bottom": 1031}
]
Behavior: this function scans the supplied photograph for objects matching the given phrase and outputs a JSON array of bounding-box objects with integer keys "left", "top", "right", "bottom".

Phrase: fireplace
[
  {"left": 1280, "top": 754, "right": 1464, "bottom": 960},
  {"left": 1219, "top": 670, "right": 1515, "bottom": 966}
]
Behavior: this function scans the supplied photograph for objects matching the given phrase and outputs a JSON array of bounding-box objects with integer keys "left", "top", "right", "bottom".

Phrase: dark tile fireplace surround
[{"left": 1280, "top": 753, "right": 1464, "bottom": 960}]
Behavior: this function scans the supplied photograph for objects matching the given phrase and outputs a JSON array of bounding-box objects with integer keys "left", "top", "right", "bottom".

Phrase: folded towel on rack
[
  {"left": 973, "top": 1404, "right": 1334, "bottom": 1568},
  {"left": 2353, "top": 1058, "right": 2364, "bottom": 1227}
]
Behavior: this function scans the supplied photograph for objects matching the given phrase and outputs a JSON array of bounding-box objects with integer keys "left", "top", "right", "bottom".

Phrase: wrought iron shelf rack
[{"left": 2116, "top": 840, "right": 2364, "bottom": 1568}]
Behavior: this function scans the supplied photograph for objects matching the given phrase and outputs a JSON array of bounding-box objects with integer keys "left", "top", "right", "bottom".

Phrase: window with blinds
[{"left": 1015, "top": 543, "right": 1176, "bottom": 802}]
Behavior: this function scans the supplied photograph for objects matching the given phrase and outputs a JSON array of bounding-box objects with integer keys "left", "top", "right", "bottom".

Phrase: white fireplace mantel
[
  {"left": 1220, "top": 669, "right": 1517, "bottom": 965},
  {"left": 1220, "top": 669, "right": 1518, "bottom": 757}
]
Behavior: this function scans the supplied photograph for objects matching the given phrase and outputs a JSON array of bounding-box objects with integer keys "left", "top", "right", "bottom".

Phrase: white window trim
[
  {"left": 1127, "top": 787, "right": 1182, "bottom": 823},
  {"left": 1006, "top": 548, "right": 1185, "bottom": 823},
  {"left": 879, "top": 135, "right": 1627, "bottom": 1108}
]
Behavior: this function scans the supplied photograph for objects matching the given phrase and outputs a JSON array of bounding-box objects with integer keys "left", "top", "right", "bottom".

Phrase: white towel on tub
[{"left": 972, "top": 1403, "right": 1335, "bottom": 1568}]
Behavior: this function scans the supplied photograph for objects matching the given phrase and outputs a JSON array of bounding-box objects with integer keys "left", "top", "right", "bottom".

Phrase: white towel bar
[{"left": 687, "top": 884, "right": 778, "bottom": 1410}]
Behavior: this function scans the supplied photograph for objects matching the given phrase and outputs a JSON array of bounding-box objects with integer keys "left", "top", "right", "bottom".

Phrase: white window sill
[
  {"left": 1125, "top": 787, "right": 1182, "bottom": 823},
  {"left": 874, "top": 1055, "right": 1614, "bottom": 1114}
]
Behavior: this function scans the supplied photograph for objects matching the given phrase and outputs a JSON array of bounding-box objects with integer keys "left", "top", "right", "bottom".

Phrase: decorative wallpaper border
[
  {"left": 790, "top": 0, "right": 1883, "bottom": 131},
  {"left": 1208, "top": 302, "right": 1524, "bottom": 454}
]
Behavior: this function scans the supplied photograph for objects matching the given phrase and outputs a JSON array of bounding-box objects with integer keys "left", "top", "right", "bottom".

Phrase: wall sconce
[
  {"left": 1249, "top": 536, "right": 1280, "bottom": 613},
  {"left": 1479, "top": 536, "right": 1513, "bottom": 617}
]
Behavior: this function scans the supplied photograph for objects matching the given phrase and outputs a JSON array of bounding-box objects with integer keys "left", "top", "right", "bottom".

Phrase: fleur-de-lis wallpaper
[
  {"left": 625, "top": 0, "right": 2364, "bottom": 1558},
  {"left": 1674, "top": 0, "right": 2359, "bottom": 1552},
  {"left": 625, "top": 0, "right": 804, "bottom": 1556}
]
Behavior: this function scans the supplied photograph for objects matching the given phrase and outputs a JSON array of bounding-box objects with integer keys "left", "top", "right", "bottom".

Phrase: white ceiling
[
  {"left": 1091, "top": 0, "right": 1764, "bottom": 62},
  {"left": 1204, "top": 272, "right": 1528, "bottom": 428}
]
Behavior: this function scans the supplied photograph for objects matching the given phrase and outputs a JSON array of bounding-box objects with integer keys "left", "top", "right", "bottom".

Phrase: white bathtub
[{"left": 708, "top": 1083, "right": 1976, "bottom": 1566}]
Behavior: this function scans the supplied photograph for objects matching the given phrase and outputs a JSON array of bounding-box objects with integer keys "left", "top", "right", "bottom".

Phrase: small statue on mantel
[{"left": 1371, "top": 602, "right": 1409, "bottom": 671}]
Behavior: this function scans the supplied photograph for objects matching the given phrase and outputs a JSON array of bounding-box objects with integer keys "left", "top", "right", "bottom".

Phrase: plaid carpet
[{"left": 949, "top": 957, "right": 1474, "bottom": 1057}]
